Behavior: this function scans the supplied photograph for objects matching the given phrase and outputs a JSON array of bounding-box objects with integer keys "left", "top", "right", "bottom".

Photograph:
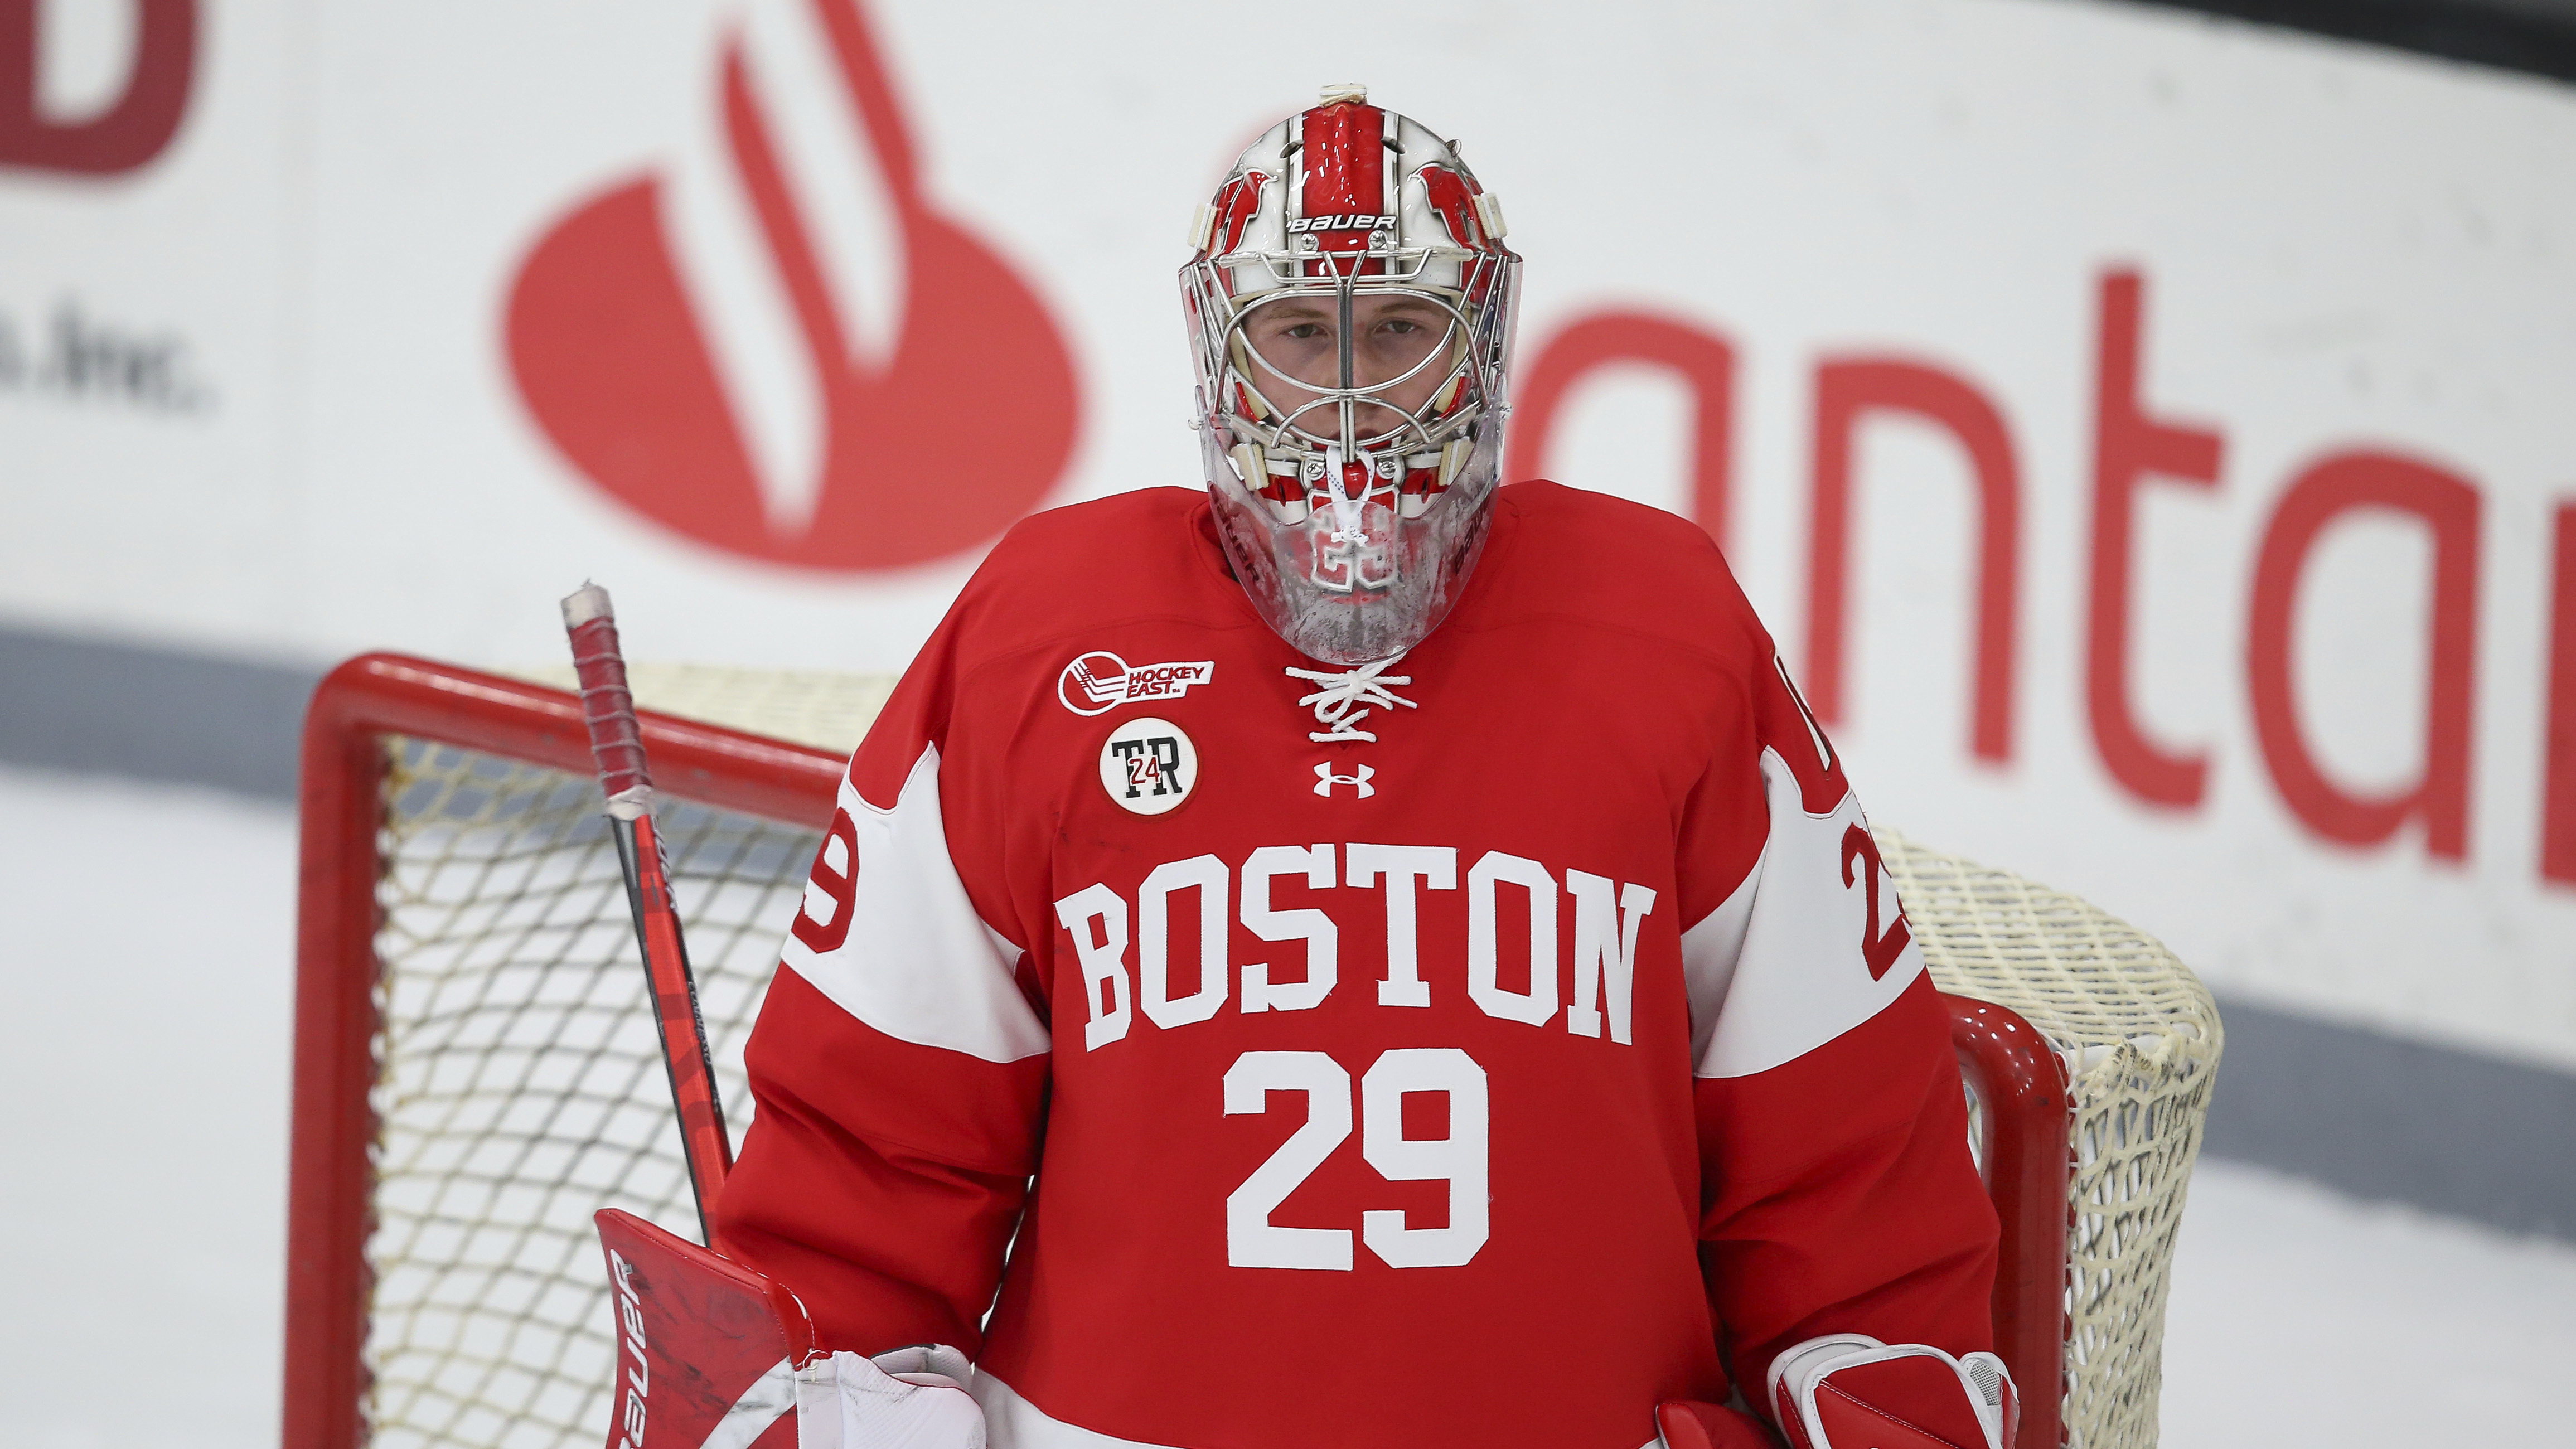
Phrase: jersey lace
[{"left": 1284, "top": 654, "right": 1418, "bottom": 742}]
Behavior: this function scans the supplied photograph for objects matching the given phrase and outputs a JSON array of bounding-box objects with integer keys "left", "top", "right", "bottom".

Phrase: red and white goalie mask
[{"left": 1183, "top": 84, "right": 1522, "bottom": 665}]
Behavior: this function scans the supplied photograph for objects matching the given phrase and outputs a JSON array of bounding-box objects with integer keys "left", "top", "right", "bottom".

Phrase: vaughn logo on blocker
[{"left": 1059, "top": 651, "right": 1216, "bottom": 715}]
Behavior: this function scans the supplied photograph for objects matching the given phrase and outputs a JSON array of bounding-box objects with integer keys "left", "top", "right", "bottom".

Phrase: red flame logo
[{"left": 506, "top": 0, "right": 1078, "bottom": 571}]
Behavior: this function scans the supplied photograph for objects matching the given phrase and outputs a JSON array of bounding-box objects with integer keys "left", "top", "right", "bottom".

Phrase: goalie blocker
[
  {"left": 599, "top": 1208, "right": 2013, "bottom": 1449},
  {"left": 598, "top": 1209, "right": 984, "bottom": 1449}
]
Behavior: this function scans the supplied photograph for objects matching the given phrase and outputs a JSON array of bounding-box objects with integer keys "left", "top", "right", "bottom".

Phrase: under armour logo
[{"left": 1313, "top": 762, "right": 1376, "bottom": 798}]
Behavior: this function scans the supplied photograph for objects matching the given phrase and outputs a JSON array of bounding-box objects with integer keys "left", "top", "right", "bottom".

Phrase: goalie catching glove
[
  {"left": 597, "top": 1210, "right": 985, "bottom": 1449},
  {"left": 1658, "top": 1335, "right": 2016, "bottom": 1449},
  {"left": 1769, "top": 1334, "right": 2017, "bottom": 1449}
]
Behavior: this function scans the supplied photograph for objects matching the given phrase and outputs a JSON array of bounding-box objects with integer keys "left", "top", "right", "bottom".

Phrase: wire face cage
[{"left": 286, "top": 655, "right": 2218, "bottom": 1449}]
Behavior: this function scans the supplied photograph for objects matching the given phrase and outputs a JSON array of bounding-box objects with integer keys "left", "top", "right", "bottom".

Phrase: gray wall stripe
[
  {"left": 2121, "top": 0, "right": 2576, "bottom": 84},
  {"left": 0, "top": 624, "right": 322, "bottom": 801},
  {"left": 2, "top": 623, "right": 2567, "bottom": 1239},
  {"left": 2201, "top": 995, "right": 2575, "bottom": 1238}
]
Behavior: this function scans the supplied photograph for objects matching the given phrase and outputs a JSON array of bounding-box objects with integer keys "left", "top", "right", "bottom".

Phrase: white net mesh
[
  {"left": 350, "top": 669, "right": 2216, "bottom": 1449},
  {"left": 356, "top": 666, "right": 886, "bottom": 1447},
  {"left": 1879, "top": 828, "right": 2224, "bottom": 1449}
]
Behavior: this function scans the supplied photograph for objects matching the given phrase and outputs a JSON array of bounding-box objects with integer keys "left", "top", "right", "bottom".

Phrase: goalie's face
[{"left": 1235, "top": 290, "right": 1459, "bottom": 452}]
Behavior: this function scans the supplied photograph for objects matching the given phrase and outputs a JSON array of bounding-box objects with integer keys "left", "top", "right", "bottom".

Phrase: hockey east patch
[{"left": 1058, "top": 650, "right": 1217, "bottom": 715}]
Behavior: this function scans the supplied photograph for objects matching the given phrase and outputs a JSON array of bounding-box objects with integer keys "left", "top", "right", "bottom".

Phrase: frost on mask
[{"left": 1202, "top": 409, "right": 1502, "bottom": 666}]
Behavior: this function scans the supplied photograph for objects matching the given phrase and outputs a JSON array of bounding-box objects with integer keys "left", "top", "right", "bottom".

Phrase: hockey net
[
  {"left": 1879, "top": 831, "right": 2224, "bottom": 1449},
  {"left": 285, "top": 655, "right": 2219, "bottom": 1449}
]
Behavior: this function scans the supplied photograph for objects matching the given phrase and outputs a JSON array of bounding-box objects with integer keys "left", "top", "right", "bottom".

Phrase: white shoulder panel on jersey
[
  {"left": 1687, "top": 747, "right": 1927, "bottom": 1080},
  {"left": 778, "top": 743, "right": 1049, "bottom": 1064},
  {"left": 1679, "top": 854, "right": 1759, "bottom": 1068}
]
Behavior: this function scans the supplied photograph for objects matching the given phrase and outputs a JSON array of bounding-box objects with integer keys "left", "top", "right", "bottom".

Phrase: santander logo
[{"left": 505, "top": 0, "right": 1078, "bottom": 571}]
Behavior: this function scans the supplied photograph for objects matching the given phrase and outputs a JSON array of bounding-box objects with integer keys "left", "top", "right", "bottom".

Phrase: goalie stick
[
  {"left": 563, "top": 581, "right": 735, "bottom": 1239},
  {"left": 564, "top": 590, "right": 975, "bottom": 1449}
]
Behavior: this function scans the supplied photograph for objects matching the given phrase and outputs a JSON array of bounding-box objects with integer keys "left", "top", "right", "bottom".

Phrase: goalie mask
[{"left": 1183, "top": 84, "right": 1522, "bottom": 665}]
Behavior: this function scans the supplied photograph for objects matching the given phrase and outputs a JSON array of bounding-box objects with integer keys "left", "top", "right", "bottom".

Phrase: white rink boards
[{"left": 2, "top": 1, "right": 2572, "bottom": 1184}]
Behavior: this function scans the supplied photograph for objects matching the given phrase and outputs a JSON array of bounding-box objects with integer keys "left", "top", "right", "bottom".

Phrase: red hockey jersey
[{"left": 715, "top": 481, "right": 1997, "bottom": 1449}]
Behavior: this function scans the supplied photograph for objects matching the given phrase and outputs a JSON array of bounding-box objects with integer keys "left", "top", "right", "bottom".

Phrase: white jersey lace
[{"left": 1284, "top": 655, "right": 1418, "bottom": 743}]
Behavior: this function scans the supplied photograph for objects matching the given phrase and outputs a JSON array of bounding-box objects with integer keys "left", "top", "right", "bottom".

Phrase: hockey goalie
[{"left": 599, "top": 85, "right": 2018, "bottom": 1449}]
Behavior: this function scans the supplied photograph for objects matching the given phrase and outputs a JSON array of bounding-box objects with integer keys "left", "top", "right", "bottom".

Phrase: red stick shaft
[
  {"left": 563, "top": 583, "right": 735, "bottom": 1240},
  {"left": 615, "top": 812, "right": 735, "bottom": 1226}
]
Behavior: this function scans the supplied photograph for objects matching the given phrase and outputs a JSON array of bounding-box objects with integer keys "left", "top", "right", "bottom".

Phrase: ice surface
[
  {"left": 0, "top": 765, "right": 296, "bottom": 1449},
  {"left": 0, "top": 764, "right": 2568, "bottom": 1447},
  {"left": 2162, "top": 1159, "right": 2576, "bottom": 1445}
]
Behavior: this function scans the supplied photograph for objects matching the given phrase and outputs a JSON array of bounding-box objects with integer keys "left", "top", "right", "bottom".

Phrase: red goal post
[
  {"left": 285, "top": 652, "right": 2190, "bottom": 1449},
  {"left": 288, "top": 655, "right": 841, "bottom": 1449}
]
